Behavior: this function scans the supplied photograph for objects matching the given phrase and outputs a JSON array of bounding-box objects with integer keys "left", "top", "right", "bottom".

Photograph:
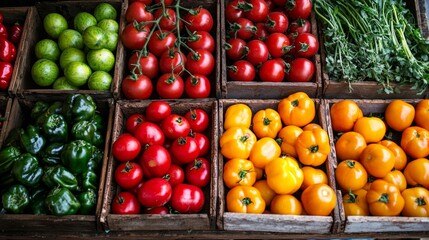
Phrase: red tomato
[
  {"left": 127, "top": 52, "right": 159, "bottom": 79},
  {"left": 134, "top": 122, "right": 165, "bottom": 146},
  {"left": 147, "top": 30, "right": 177, "bottom": 57},
  {"left": 265, "top": 32, "right": 291, "bottom": 57},
  {"left": 129, "top": 0, "right": 152, "bottom": 4},
  {"left": 112, "top": 133, "right": 142, "bottom": 162},
  {"left": 190, "top": 132, "right": 211, "bottom": 157},
  {"left": 161, "top": 114, "right": 191, "bottom": 139},
  {"left": 111, "top": 191, "right": 141, "bottom": 214},
  {"left": 138, "top": 178, "right": 172, "bottom": 208},
  {"left": 185, "top": 108, "right": 210, "bottom": 133},
  {"left": 226, "top": 0, "right": 244, "bottom": 22},
  {"left": 227, "top": 60, "right": 256, "bottom": 82},
  {"left": 184, "top": 7, "right": 214, "bottom": 32},
  {"left": 285, "top": 0, "right": 312, "bottom": 20},
  {"left": 140, "top": 145, "right": 171, "bottom": 178},
  {"left": 185, "top": 158, "right": 211, "bottom": 188},
  {"left": 126, "top": 113, "right": 145, "bottom": 134},
  {"left": 153, "top": 8, "right": 182, "bottom": 31},
  {"left": 121, "top": 74, "right": 153, "bottom": 100},
  {"left": 186, "top": 49, "right": 215, "bottom": 75},
  {"left": 187, "top": 31, "right": 215, "bottom": 53},
  {"left": 230, "top": 17, "right": 255, "bottom": 40},
  {"left": 163, "top": 164, "right": 185, "bottom": 187},
  {"left": 125, "top": 2, "right": 154, "bottom": 24},
  {"left": 285, "top": 57, "right": 314, "bottom": 82},
  {"left": 293, "top": 33, "right": 319, "bottom": 58},
  {"left": 226, "top": 38, "right": 247, "bottom": 61},
  {"left": 253, "top": 22, "right": 270, "bottom": 41},
  {"left": 259, "top": 59, "right": 285, "bottom": 82},
  {"left": 265, "top": 11, "right": 289, "bottom": 33},
  {"left": 130, "top": 181, "right": 144, "bottom": 195},
  {"left": 244, "top": 0, "right": 270, "bottom": 23},
  {"left": 289, "top": 18, "right": 311, "bottom": 34},
  {"left": 145, "top": 101, "right": 171, "bottom": 122},
  {"left": 185, "top": 74, "right": 211, "bottom": 98},
  {"left": 156, "top": 73, "right": 184, "bottom": 99},
  {"left": 170, "top": 183, "right": 205, "bottom": 213},
  {"left": 114, "top": 161, "right": 144, "bottom": 189},
  {"left": 121, "top": 23, "right": 150, "bottom": 50},
  {"left": 159, "top": 48, "right": 186, "bottom": 74},
  {"left": 171, "top": 136, "right": 200, "bottom": 164},
  {"left": 143, "top": 206, "right": 169, "bottom": 214},
  {"left": 245, "top": 40, "right": 269, "bottom": 66}
]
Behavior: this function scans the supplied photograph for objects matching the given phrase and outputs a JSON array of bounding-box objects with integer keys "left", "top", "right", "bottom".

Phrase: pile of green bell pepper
[{"left": 0, "top": 94, "right": 103, "bottom": 216}]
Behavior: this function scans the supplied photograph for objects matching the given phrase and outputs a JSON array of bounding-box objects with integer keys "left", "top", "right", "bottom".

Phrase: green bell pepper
[
  {"left": 31, "top": 101, "right": 49, "bottom": 120},
  {"left": 81, "top": 170, "right": 98, "bottom": 191},
  {"left": 12, "top": 153, "right": 43, "bottom": 187},
  {"left": 35, "top": 101, "right": 63, "bottom": 127},
  {"left": 40, "top": 142, "right": 65, "bottom": 165},
  {"left": 19, "top": 125, "right": 46, "bottom": 155},
  {"left": 42, "top": 113, "right": 68, "bottom": 143},
  {"left": 45, "top": 187, "right": 80, "bottom": 216},
  {"left": 61, "top": 140, "right": 92, "bottom": 174},
  {"left": 71, "top": 120, "right": 103, "bottom": 147},
  {"left": 30, "top": 187, "right": 47, "bottom": 215},
  {"left": 91, "top": 113, "right": 104, "bottom": 131},
  {"left": 2, "top": 184, "right": 30, "bottom": 213},
  {"left": 62, "top": 94, "right": 96, "bottom": 123},
  {"left": 77, "top": 189, "right": 97, "bottom": 215},
  {"left": 42, "top": 165, "right": 79, "bottom": 191},
  {"left": 87, "top": 147, "right": 103, "bottom": 171},
  {"left": 0, "top": 146, "right": 21, "bottom": 174}
]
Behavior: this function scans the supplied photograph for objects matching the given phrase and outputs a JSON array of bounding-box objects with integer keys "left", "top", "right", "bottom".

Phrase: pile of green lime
[{"left": 31, "top": 3, "right": 118, "bottom": 91}]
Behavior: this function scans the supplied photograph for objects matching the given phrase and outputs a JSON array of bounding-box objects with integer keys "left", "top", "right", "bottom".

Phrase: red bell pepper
[
  {"left": 8, "top": 23, "right": 22, "bottom": 45},
  {"left": 0, "top": 23, "right": 7, "bottom": 40},
  {"left": 0, "top": 61, "right": 12, "bottom": 90},
  {"left": 0, "top": 38, "right": 16, "bottom": 63}
]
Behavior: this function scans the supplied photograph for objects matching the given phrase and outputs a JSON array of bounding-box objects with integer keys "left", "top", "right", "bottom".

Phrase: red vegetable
[
  {"left": 0, "top": 61, "right": 12, "bottom": 90},
  {"left": 0, "top": 38, "right": 16, "bottom": 63},
  {"left": 8, "top": 23, "right": 22, "bottom": 45},
  {"left": 0, "top": 23, "right": 7, "bottom": 39}
]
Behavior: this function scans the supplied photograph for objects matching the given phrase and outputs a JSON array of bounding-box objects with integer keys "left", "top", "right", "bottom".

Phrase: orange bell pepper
[
  {"left": 224, "top": 103, "right": 252, "bottom": 130},
  {"left": 252, "top": 108, "right": 282, "bottom": 138},
  {"left": 295, "top": 128, "right": 330, "bottom": 167},
  {"left": 366, "top": 179, "right": 405, "bottom": 216},
  {"left": 265, "top": 156, "right": 303, "bottom": 194},
  {"left": 226, "top": 186, "right": 266, "bottom": 213},
  {"left": 277, "top": 92, "right": 315, "bottom": 127},
  {"left": 220, "top": 127, "right": 257, "bottom": 159}
]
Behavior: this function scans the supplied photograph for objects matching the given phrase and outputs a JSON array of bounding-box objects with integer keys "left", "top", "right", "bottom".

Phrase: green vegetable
[
  {"left": 61, "top": 140, "right": 92, "bottom": 174},
  {"left": 62, "top": 94, "right": 96, "bottom": 123},
  {"left": 42, "top": 165, "right": 80, "bottom": 191},
  {"left": 77, "top": 189, "right": 97, "bottom": 215},
  {"left": 30, "top": 187, "right": 48, "bottom": 215},
  {"left": 71, "top": 120, "right": 103, "bottom": 147},
  {"left": 314, "top": 0, "right": 429, "bottom": 94},
  {"left": 81, "top": 170, "right": 98, "bottom": 191},
  {"left": 35, "top": 101, "right": 63, "bottom": 127},
  {"left": 31, "top": 101, "right": 49, "bottom": 120},
  {"left": 45, "top": 187, "right": 80, "bottom": 216},
  {"left": 42, "top": 113, "right": 68, "bottom": 143},
  {"left": 0, "top": 146, "right": 21, "bottom": 174},
  {"left": 87, "top": 147, "right": 103, "bottom": 171},
  {"left": 2, "top": 184, "right": 30, "bottom": 213},
  {"left": 19, "top": 125, "right": 46, "bottom": 155},
  {"left": 40, "top": 142, "right": 65, "bottom": 165},
  {"left": 12, "top": 153, "right": 43, "bottom": 187}
]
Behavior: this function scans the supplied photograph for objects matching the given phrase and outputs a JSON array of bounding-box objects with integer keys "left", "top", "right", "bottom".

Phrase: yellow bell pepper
[
  {"left": 226, "top": 186, "right": 266, "bottom": 213},
  {"left": 277, "top": 92, "right": 315, "bottom": 127},
  {"left": 252, "top": 108, "right": 282, "bottom": 139},
  {"left": 276, "top": 125, "right": 303, "bottom": 158},
  {"left": 249, "top": 137, "right": 281, "bottom": 169},
  {"left": 295, "top": 128, "right": 331, "bottom": 167},
  {"left": 223, "top": 158, "right": 257, "bottom": 189},
  {"left": 220, "top": 127, "right": 257, "bottom": 159},
  {"left": 265, "top": 156, "right": 304, "bottom": 194},
  {"left": 224, "top": 103, "right": 252, "bottom": 130}
]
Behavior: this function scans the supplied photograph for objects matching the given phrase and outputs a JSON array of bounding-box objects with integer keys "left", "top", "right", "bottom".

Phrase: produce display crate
[
  {"left": 0, "top": 96, "right": 12, "bottom": 148},
  {"left": 100, "top": 99, "right": 219, "bottom": 232},
  {"left": 324, "top": 98, "right": 429, "bottom": 234},
  {"left": 417, "top": 0, "right": 429, "bottom": 38},
  {"left": 319, "top": 0, "right": 429, "bottom": 99},
  {"left": 0, "top": 94, "right": 114, "bottom": 233},
  {"left": 219, "top": 2, "right": 322, "bottom": 99},
  {"left": 0, "top": 6, "right": 31, "bottom": 97},
  {"left": 9, "top": 0, "right": 126, "bottom": 99},
  {"left": 217, "top": 99, "right": 342, "bottom": 234},
  {"left": 115, "top": 0, "right": 221, "bottom": 100}
]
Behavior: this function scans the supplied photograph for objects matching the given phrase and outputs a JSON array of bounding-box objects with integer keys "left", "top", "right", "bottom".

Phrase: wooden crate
[
  {"left": 0, "top": 7, "right": 31, "bottom": 97},
  {"left": 0, "top": 95, "right": 114, "bottom": 233},
  {"left": 319, "top": 0, "right": 429, "bottom": 99},
  {"left": 324, "top": 98, "right": 429, "bottom": 233},
  {"left": 99, "top": 99, "right": 219, "bottom": 232},
  {"left": 0, "top": 96, "right": 12, "bottom": 148},
  {"left": 115, "top": 0, "right": 221, "bottom": 100},
  {"left": 217, "top": 99, "right": 342, "bottom": 234},
  {"left": 9, "top": 0, "right": 126, "bottom": 99},
  {"left": 219, "top": 2, "right": 322, "bottom": 99},
  {"left": 417, "top": 0, "right": 429, "bottom": 38}
]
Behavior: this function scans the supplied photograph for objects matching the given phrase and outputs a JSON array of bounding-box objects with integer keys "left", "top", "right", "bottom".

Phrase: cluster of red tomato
[
  {"left": 220, "top": 92, "right": 336, "bottom": 216},
  {"left": 331, "top": 99, "right": 429, "bottom": 217},
  {"left": 0, "top": 12, "right": 22, "bottom": 90},
  {"left": 225, "top": 0, "right": 318, "bottom": 83},
  {"left": 120, "top": 0, "right": 215, "bottom": 99},
  {"left": 110, "top": 101, "right": 211, "bottom": 214}
]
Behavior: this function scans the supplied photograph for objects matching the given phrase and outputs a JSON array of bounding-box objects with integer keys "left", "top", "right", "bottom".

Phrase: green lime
[
  {"left": 87, "top": 71, "right": 112, "bottom": 90},
  {"left": 83, "top": 26, "right": 107, "bottom": 50},
  {"left": 31, "top": 59, "right": 60, "bottom": 87},
  {"left": 59, "top": 47, "right": 86, "bottom": 70},
  {"left": 34, "top": 39, "right": 61, "bottom": 61},
  {"left": 104, "top": 31, "right": 118, "bottom": 52},
  {"left": 58, "top": 29, "right": 84, "bottom": 51},
  {"left": 97, "top": 19, "right": 119, "bottom": 33},
  {"left": 52, "top": 76, "right": 79, "bottom": 90},
  {"left": 93, "top": 3, "right": 117, "bottom": 22},
  {"left": 87, "top": 48, "right": 115, "bottom": 72},
  {"left": 43, "top": 13, "right": 68, "bottom": 39},
  {"left": 74, "top": 12, "right": 97, "bottom": 34},
  {"left": 64, "top": 61, "right": 92, "bottom": 87}
]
